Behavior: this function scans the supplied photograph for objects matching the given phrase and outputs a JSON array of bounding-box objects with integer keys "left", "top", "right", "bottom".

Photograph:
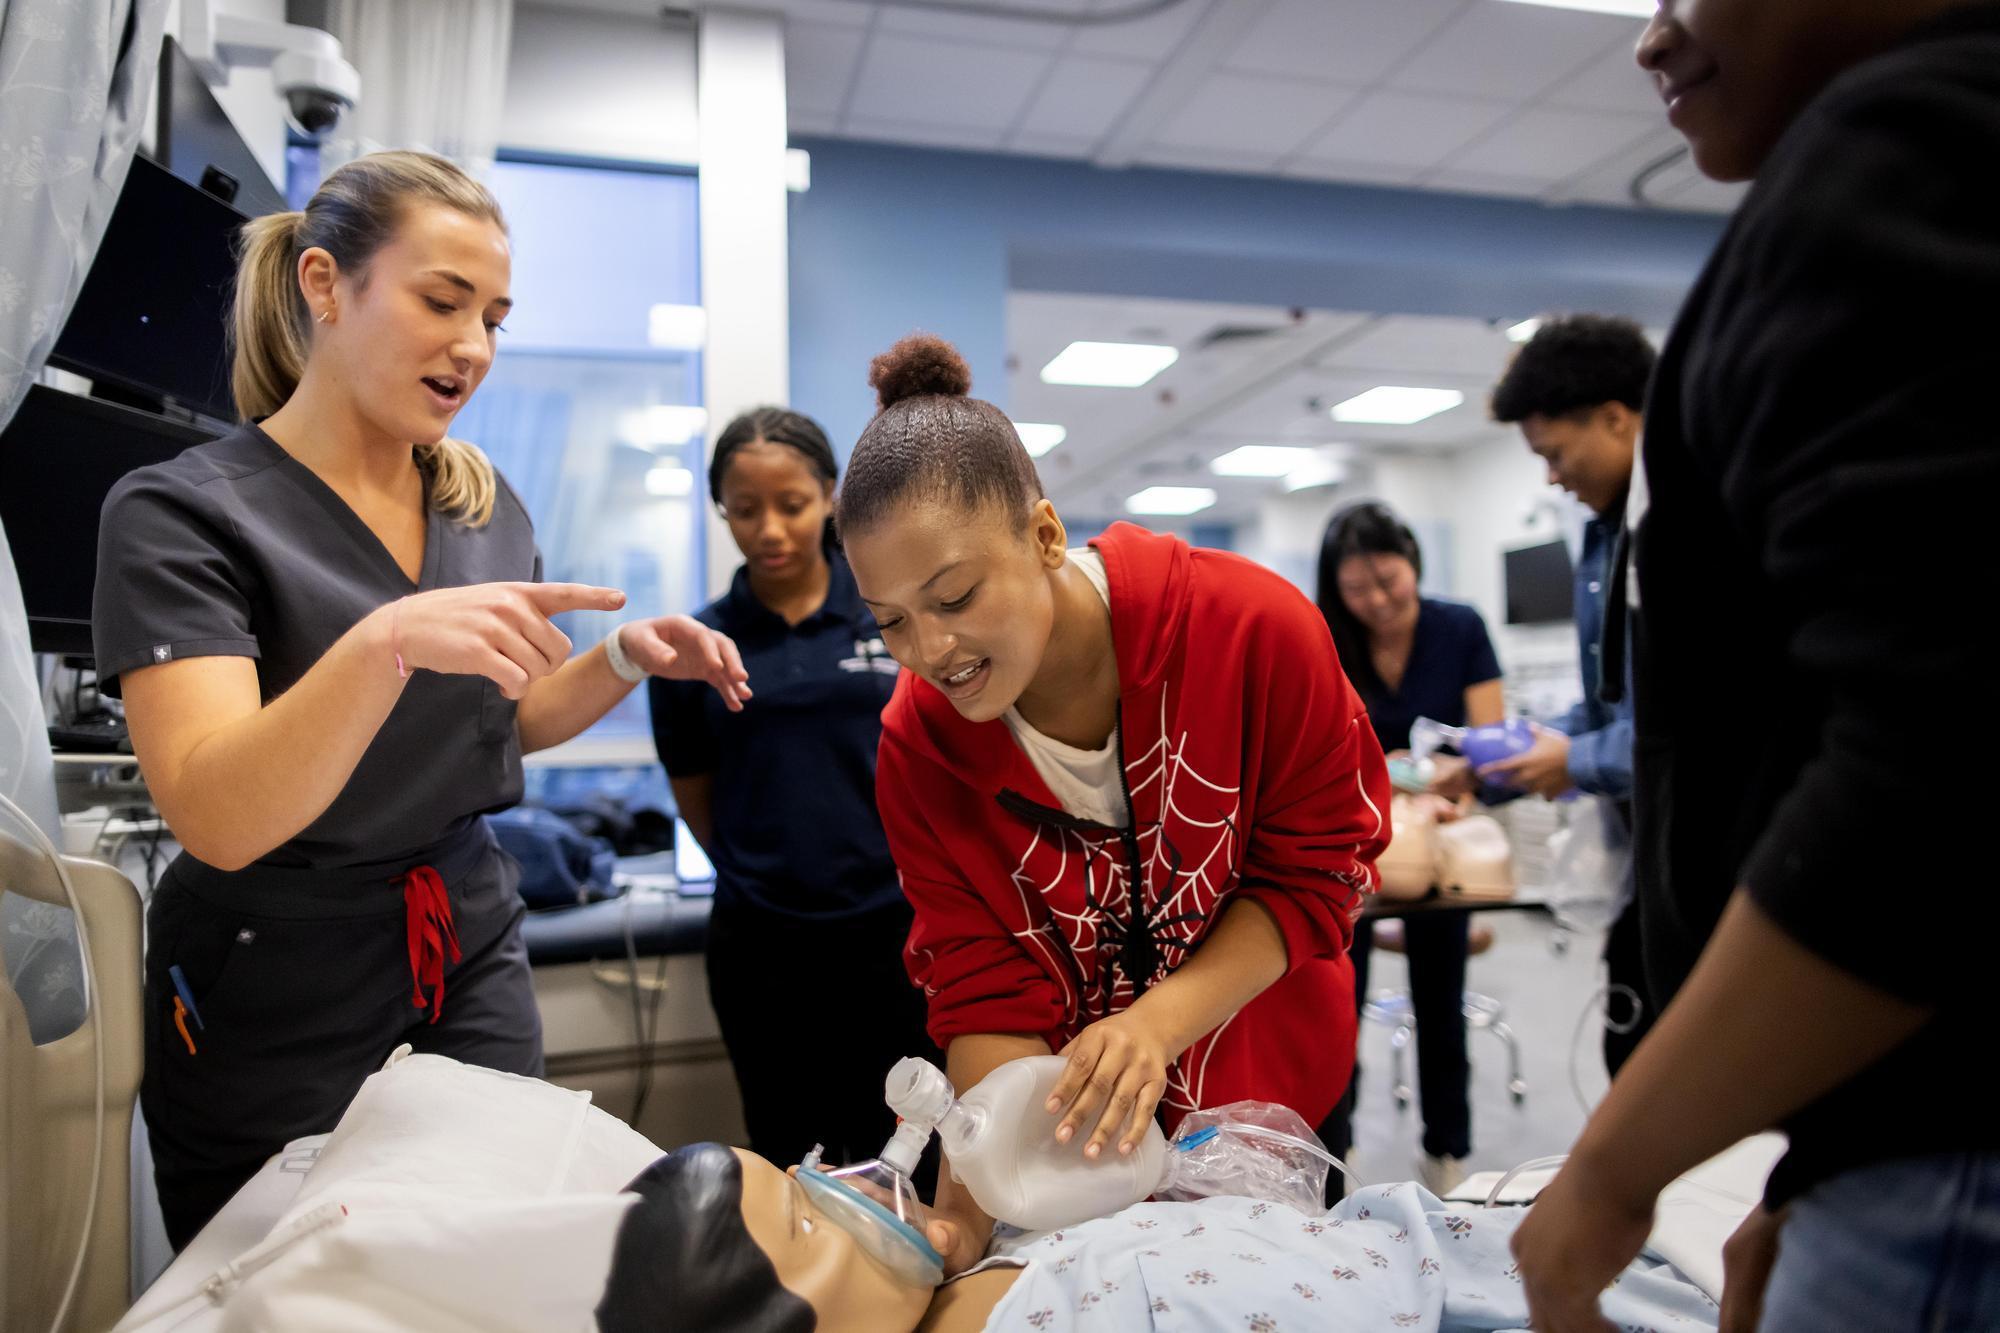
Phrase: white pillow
[
  {"left": 279, "top": 1047, "right": 665, "bottom": 1227},
  {"left": 218, "top": 1195, "right": 634, "bottom": 1333},
  {"left": 209, "top": 1050, "right": 671, "bottom": 1332}
]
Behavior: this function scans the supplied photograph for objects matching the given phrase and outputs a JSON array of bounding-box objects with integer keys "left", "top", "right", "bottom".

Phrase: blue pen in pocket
[{"left": 168, "top": 964, "right": 205, "bottom": 1032}]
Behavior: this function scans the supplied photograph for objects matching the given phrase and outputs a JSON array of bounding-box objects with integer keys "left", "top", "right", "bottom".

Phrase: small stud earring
[{"left": 318, "top": 308, "right": 333, "bottom": 324}]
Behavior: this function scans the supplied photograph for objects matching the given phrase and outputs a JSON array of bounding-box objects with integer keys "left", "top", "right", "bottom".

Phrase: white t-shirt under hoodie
[{"left": 1000, "top": 548, "right": 1130, "bottom": 829}]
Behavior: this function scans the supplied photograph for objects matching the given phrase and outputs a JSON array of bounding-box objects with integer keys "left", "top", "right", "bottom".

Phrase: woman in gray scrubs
[{"left": 91, "top": 150, "right": 750, "bottom": 1249}]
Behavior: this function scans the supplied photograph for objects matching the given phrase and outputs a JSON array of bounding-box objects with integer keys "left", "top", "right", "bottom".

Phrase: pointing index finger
[{"left": 521, "top": 582, "right": 626, "bottom": 615}]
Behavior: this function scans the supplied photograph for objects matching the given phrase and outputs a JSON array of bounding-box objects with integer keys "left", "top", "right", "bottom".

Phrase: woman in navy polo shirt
[
  {"left": 1316, "top": 502, "right": 1504, "bottom": 1194},
  {"left": 650, "top": 408, "right": 939, "bottom": 1173}
]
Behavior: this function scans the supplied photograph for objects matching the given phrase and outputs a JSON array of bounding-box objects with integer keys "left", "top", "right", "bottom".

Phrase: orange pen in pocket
[{"left": 172, "top": 995, "right": 198, "bottom": 1055}]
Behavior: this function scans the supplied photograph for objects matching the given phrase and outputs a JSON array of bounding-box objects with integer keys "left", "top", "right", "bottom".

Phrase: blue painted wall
[{"left": 788, "top": 138, "right": 1726, "bottom": 456}]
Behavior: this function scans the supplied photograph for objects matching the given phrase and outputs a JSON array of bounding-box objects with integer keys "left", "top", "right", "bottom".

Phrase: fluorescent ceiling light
[
  {"left": 1013, "top": 422, "right": 1067, "bottom": 457},
  {"left": 647, "top": 303, "right": 707, "bottom": 350},
  {"left": 1283, "top": 457, "right": 1350, "bottom": 493},
  {"left": 619, "top": 404, "right": 709, "bottom": 448},
  {"left": 1493, "top": 0, "right": 1656, "bottom": 17},
  {"left": 645, "top": 465, "right": 695, "bottom": 498},
  {"left": 1210, "top": 445, "right": 1318, "bottom": 478},
  {"left": 1331, "top": 386, "right": 1465, "bottom": 426},
  {"left": 1126, "top": 486, "right": 1217, "bottom": 516},
  {"left": 1040, "top": 341, "right": 1179, "bottom": 388},
  {"left": 1506, "top": 318, "right": 1543, "bottom": 344}
]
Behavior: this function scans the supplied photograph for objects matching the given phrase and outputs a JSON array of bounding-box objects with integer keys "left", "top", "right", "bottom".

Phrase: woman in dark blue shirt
[
  {"left": 650, "top": 408, "right": 938, "bottom": 1176},
  {"left": 1316, "top": 502, "right": 1504, "bottom": 1193}
]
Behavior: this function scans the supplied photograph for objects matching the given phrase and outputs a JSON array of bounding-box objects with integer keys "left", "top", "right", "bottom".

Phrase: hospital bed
[
  {"left": 1, "top": 828, "right": 144, "bottom": 1333},
  {"left": 110, "top": 1107, "right": 1778, "bottom": 1332}
]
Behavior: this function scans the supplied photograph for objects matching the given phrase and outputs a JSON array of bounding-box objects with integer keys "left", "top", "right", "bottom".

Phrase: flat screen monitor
[
  {"left": 47, "top": 153, "right": 246, "bottom": 424},
  {"left": 0, "top": 385, "right": 219, "bottom": 656},
  {"left": 1503, "top": 539, "right": 1575, "bottom": 626},
  {"left": 154, "top": 35, "right": 287, "bottom": 217}
]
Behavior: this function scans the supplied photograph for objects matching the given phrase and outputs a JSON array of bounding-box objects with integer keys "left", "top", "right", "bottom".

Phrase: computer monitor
[
  {"left": 0, "top": 385, "right": 219, "bottom": 656},
  {"left": 47, "top": 154, "right": 246, "bottom": 424},
  {"left": 1503, "top": 539, "right": 1576, "bottom": 626},
  {"left": 154, "top": 35, "right": 287, "bottom": 218}
]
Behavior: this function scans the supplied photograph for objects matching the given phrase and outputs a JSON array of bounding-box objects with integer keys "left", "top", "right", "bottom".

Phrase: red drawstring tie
[{"left": 399, "top": 865, "right": 461, "bottom": 1023}]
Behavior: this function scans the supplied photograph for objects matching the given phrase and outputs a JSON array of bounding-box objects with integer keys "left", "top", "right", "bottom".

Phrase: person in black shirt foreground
[{"left": 1510, "top": 4, "right": 2000, "bottom": 1331}]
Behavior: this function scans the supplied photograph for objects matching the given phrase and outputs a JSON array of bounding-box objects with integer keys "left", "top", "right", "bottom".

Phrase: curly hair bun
[{"left": 869, "top": 333, "right": 972, "bottom": 409}]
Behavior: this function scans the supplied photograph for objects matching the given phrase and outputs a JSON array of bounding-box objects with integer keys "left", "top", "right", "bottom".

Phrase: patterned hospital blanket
[{"left": 978, "top": 1183, "right": 1719, "bottom": 1332}]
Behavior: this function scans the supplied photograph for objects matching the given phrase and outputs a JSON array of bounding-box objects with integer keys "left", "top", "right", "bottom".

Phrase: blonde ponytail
[
  {"left": 229, "top": 210, "right": 312, "bottom": 423},
  {"left": 226, "top": 149, "right": 509, "bottom": 527},
  {"left": 416, "top": 437, "right": 498, "bottom": 527}
]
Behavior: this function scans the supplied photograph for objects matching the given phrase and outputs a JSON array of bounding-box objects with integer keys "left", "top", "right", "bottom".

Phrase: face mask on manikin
[{"left": 794, "top": 1116, "right": 944, "bottom": 1289}]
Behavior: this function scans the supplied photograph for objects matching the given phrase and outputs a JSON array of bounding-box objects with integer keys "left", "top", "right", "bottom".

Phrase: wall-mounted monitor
[
  {"left": 48, "top": 154, "right": 245, "bottom": 424},
  {"left": 0, "top": 386, "right": 219, "bottom": 656},
  {"left": 1503, "top": 539, "right": 1575, "bottom": 626}
]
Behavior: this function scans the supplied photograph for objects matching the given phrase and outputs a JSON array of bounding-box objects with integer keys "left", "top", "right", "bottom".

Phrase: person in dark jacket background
[{"left": 1510, "top": 5, "right": 2000, "bottom": 1331}]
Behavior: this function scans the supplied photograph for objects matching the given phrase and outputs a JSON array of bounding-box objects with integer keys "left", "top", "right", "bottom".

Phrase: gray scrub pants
[{"left": 140, "top": 824, "right": 542, "bottom": 1250}]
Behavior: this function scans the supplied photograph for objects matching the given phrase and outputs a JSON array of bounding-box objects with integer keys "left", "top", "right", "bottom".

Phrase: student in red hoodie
[{"left": 839, "top": 334, "right": 1391, "bottom": 1274}]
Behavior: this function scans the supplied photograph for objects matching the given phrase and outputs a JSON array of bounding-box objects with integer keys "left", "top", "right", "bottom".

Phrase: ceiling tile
[
  {"left": 1391, "top": 1, "right": 1644, "bottom": 102},
  {"left": 785, "top": 22, "right": 868, "bottom": 115},
  {"left": 762, "top": 0, "right": 877, "bottom": 25},
  {"left": 1006, "top": 129, "right": 1099, "bottom": 158},
  {"left": 1441, "top": 107, "right": 1658, "bottom": 186},
  {"left": 1222, "top": 0, "right": 1464, "bottom": 84},
  {"left": 846, "top": 33, "right": 1052, "bottom": 127},
  {"left": 1134, "top": 143, "right": 1286, "bottom": 175},
  {"left": 842, "top": 113, "right": 1009, "bottom": 151},
  {"left": 1148, "top": 71, "right": 1361, "bottom": 156},
  {"left": 1298, "top": 90, "right": 1514, "bottom": 170},
  {"left": 789, "top": 105, "right": 844, "bottom": 136},
  {"left": 1550, "top": 123, "right": 1690, "bottom": 206},
  {"left": 1015, "top": 55, "right": 1154, "bottom": 139},
  {"left": 1418, "top": 166, "right": 1552, "bottom": 201},
  {"left": 1069, "top": 0, "right": 1210, "bottom": 61},
  {"left": 1543, "top": 40, "right": 1663, "bottom": 116},
  {"left": 875, "top": 0, "right": 1085, "bottom": 52},
  {"left": 1278, "top": 157, "right": 1427, "bottom": 188},
  {"left": 1316, "top": 314, "right": 1519, "bottom": 379}
]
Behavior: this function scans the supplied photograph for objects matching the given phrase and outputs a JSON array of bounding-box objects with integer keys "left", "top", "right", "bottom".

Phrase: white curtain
[
  {"left": 326, "top": 0, "right": 513, "bottom": 173},
  {"left": 1, "top": 0, "right": 167, "bottom": 1041}
]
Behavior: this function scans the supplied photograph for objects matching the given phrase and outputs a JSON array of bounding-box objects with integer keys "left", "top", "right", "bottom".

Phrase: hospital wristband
[{"left": 602, "top": 623, "right": 649, "bottom": 683}]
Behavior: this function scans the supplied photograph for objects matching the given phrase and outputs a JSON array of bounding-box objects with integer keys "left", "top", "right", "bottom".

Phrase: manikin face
[
  {"left": 1518, "top": 404, "right": 1637, "bottom": 517},
  {"left": 299, "top": 201, "right": 512, "bottom": 445},
  {"left": 733, "top": 1150, "right": 932, "bottom": 1333},
  {"left": 1336, "top": 553, "right": 1421, "bottom": 641},
  {"left": 718, "top": 441, "right": 834, "bottom": 587},
  {"left": 1636, "top": 0, "right": 1963, "bottom": 181},
  {"left": 846, "top": 497, "right": 1068, "bottom": 724}
]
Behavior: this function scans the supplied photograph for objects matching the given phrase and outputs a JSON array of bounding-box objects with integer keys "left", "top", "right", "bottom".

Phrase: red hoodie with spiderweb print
[{"left": 877, "top": 522, "right": 1390, "bottom": 1130}]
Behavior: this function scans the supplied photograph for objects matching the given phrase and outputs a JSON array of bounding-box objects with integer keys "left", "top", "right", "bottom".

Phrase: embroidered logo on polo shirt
[
  {"left": 152, "top": 645, "right": 172, "bottom": 663},
  {"left": 840, "top": 636, "right": 899, "bottom": 676}
]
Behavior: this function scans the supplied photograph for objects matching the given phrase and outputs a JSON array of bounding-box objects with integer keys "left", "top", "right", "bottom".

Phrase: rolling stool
[{"left": 1363, "top": 990, "right": 1527, "bottom": 1108}]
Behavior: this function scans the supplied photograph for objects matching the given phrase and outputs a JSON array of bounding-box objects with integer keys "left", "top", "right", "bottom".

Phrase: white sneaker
[{"left": 1417, "top": 1152, "right": 1468, "bottom": 1196}]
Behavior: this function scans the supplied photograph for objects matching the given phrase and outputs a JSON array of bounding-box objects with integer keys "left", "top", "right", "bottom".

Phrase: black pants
[
  {"left": 1602, "top": 895, "right": 1654, "bottom": 1078},
  {"left": 142, "top": 831, "right": 542, "bottom": 1250},
  {"left": 1320, "top": 914, "right": 1472, "bottom": 1163},
  {"left": 705, "top": 896, "right": 940, "bottom": 1192}
]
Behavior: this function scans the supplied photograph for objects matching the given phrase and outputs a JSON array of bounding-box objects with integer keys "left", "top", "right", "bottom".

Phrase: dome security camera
[
  {"left": 273, "top": 48, "right": 360, "bottom": 140},
  {"left": 182, "top": 0, "right": 363, "bottom": 143}
]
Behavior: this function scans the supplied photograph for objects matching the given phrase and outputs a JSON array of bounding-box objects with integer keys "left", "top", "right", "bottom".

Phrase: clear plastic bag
[
  {"left": 1157, "top": 1101, "right": 1338, "bottom": 1216},
  {"left": 1543, "top": 794, "right": 1632, "bottom": 933}
]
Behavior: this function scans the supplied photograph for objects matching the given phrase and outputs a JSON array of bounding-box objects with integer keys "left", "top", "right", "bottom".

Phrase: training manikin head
[{"left": 596, "top": 1143, "right": 935, "bottom": 1333}]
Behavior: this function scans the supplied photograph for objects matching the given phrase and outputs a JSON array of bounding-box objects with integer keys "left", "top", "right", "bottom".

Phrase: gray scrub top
[{"left": 93, "top": 423, "right": 538, "bottom": 869}]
